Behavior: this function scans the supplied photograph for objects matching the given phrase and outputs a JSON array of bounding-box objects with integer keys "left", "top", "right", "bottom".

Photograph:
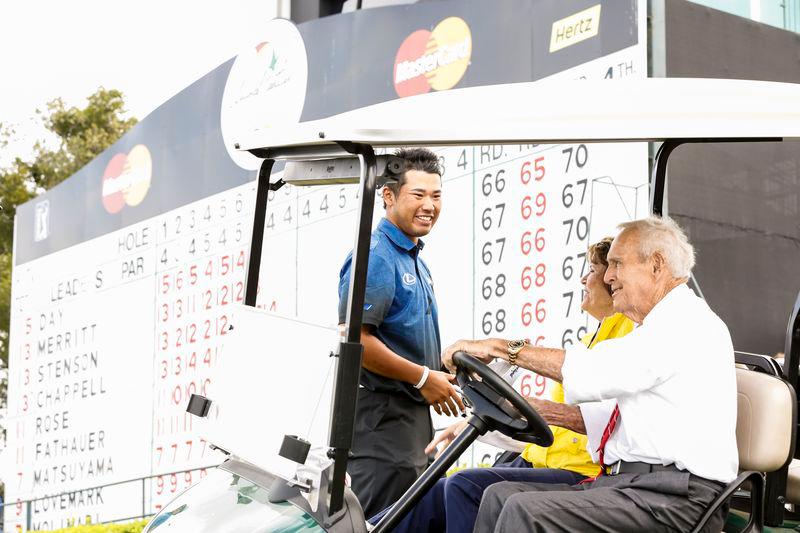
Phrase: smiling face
[
  {"left": 383, "top": 169, "right": 442, "bottom": 241},
  {"left": 604, "top": 229, "right": 661, "bottom": 324},
  {"left": 580, "top": 261, "right": 614, "bottom": 321}
]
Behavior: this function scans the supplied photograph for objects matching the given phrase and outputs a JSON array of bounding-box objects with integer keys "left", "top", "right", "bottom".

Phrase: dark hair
[
  {"left": 587, "top": 237, "right": 614, "bottom": 296},
  {"left": 587, "top": 237, "right": 614, "bottom": 266},
  {"left": 383, "top": 147, "right": 442, "bottom": 208}
]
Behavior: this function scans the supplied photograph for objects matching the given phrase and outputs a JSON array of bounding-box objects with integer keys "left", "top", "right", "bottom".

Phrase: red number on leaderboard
[{"left": 520, "top": 374, "right": 547, "bottom": 398}]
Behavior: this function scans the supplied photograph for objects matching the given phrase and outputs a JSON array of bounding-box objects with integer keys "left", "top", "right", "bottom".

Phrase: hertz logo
[{"left": 549, "top": 5, "right": 602, "bottom": 53}]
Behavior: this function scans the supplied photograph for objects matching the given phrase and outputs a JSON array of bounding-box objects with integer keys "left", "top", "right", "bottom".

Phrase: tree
[{"left": 0, "top": 88, "right": 137, "bottom": 405}]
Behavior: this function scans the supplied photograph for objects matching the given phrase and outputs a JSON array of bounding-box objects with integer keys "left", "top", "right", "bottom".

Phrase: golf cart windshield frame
[
  {"left": 242, "top": 135, "right": 800, "bottom": 522},
  {"left": 244, "top": 142, "right": 379, "bottom": 515}
]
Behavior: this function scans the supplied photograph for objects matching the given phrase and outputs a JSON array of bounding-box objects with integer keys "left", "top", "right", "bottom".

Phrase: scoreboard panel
[{"left": 4, "top": 1, "right": 647, "bottom": 529}]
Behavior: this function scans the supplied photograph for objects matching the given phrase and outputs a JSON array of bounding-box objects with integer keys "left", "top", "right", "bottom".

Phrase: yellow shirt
[{"left": 520, "top": 313, "right": 635, "bottom": 477}]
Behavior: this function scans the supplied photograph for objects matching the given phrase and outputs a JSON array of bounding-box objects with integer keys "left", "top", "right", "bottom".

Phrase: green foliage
[
  {"left": 0, "top": 253, "right": 10, "bottom": 402},
  {"left": 29, "top": 518, "right": 149, "bottom": 533},
  {"left": 28, "top": 89, "right": 138, "bottom": 191},
  {"left": 0, "top": 88, "right": 137, "bottom": 403}
]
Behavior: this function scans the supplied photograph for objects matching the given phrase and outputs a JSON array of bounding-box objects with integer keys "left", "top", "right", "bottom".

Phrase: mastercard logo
[
  {"left": 393, "top": 17, "right": 472, "bottom": 98},
  {"left": 101, "top": 144, "right": 152, "bottom": 214}
]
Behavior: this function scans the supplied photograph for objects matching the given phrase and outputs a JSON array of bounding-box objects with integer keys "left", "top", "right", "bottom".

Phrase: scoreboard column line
[
  {"left": 147, "top": 215, "right": 167, "bottom": 513},
  {"left": 471, "top": 144, "right": 476, "bottom": 339}
]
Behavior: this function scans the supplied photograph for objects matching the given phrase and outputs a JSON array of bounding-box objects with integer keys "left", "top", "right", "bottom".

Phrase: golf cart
[{"left": 143, "top": 78, "right": 800, "bottom": 533}]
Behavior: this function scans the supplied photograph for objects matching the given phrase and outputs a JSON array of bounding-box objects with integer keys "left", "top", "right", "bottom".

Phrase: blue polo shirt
[{"left": 338, "top": 218, "right": 441, "bottom": 404}]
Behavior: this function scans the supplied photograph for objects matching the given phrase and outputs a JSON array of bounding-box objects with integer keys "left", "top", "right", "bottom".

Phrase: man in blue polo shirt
[{"left": 338, "top": 147, "right": 464, "bottom": 517}]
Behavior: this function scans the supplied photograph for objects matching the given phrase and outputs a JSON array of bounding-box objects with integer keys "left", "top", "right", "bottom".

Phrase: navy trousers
[{"left": 369, "top": 460, "right": 586, "bottom": 533}]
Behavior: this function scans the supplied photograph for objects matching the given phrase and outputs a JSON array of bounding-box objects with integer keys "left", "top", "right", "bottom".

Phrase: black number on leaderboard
[
  {"left": 561, "top": 326, "right": 589, "bottom": 348},
  {"left": 482, "top": 170, "right": 506, "bottom": 196},
  {"left": 561, "top": 253, "right": 587, "bottom": 282},
  {"left": 481, "top": 204, "right": 506, "bottom": 230},
  {"left": 482, "top": 239, "right": 506, "bottom": 265},
  {"left": 481, "top": 274, "right": 507, "bottom": 300},
  {"left": 561, "top": 144, "right": 588, "bottom": 173},
  {"left": 457, "top": 149, "right": 468, "bottom": 171},
  {"left": 482, "top": 309, "right": 506, "bottom": 335},
  {"left": 562, "top": 217, "right": 589, "bottom": 245},
  {"left": 561, "top": 179, "right": 587, "bottom": 208}
]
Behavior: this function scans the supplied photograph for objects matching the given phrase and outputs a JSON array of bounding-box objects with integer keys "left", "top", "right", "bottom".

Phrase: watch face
[{"left": 508, "top": 339, "right": 526, "bottom": 354}]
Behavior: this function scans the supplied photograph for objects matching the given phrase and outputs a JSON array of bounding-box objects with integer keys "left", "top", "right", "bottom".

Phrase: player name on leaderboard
[{"left": 7, "top": 185, "right": 262, "bottom": 528}]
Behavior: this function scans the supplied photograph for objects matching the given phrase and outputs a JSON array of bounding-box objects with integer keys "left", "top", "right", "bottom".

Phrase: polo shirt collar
[
  {"left": 378, "top": 218, "right": 425, "bottom": 251},
  {"left": 642, "top": 283, "right": 690, "bottom": 326}
]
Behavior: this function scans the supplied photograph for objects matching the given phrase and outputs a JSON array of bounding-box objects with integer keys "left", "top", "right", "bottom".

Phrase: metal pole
[
  {"left": 244, "top": 159, "right": 276, "bottom": 306},
  {"left": 327, "top": 143, "right": 378, "bottom": 515},
  {"left": 649, "top": 138, "right": 779, "bottom": 217},
  {"left": 649, "top": 139, "right": 682, "bottom": 216},
  {"left": 373, "top": 419, "right": 485, "bottom": 533}
]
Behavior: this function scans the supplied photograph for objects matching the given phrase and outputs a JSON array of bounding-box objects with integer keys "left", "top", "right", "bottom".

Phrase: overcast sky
[{"left": 0, "top": 0, "right": 284, "bottom": 166}]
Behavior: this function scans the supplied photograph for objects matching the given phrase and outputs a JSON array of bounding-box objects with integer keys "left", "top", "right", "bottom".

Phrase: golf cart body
[{"left": 143, "top": 78, "right": 800, "bottom": 532}]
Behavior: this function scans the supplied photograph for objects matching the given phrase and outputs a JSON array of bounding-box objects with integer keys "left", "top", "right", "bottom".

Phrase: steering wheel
[{"left": 453, "top": 351, "right": 553, "bottom": 447}]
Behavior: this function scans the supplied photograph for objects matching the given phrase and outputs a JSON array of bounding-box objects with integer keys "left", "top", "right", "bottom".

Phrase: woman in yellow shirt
[{"left": 370, "top": 237, "right": 635, "bottom": 533}]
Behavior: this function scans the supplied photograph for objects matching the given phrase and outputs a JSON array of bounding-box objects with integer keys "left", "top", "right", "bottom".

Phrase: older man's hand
[
  {"left": 442, "top": 339, "right": 498, "bottom": 372},
  {"left": 526, "top": 397, "right": 586, "bottom": 434}
]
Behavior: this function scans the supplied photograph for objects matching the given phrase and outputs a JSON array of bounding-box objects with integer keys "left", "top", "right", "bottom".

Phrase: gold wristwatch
[{"left": 507, "top": 339, "right": 527, "bottom": 367}]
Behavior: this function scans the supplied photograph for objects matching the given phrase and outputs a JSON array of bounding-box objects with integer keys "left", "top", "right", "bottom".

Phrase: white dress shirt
[{"left": 562, "top": 284, "right": 738, "bottom": 483}]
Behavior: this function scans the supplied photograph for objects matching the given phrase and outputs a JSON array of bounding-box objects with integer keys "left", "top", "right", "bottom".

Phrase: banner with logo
[
  {"left": 6, "top": 1, "right": 646, "bottom": 530},
  {"left": 13, "top": 0, "right": 639, "bottom": 265}
]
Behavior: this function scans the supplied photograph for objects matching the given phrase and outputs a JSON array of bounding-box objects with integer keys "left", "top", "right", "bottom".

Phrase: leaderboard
[
  {"left": 5, "top": 1, "right": 648, "bottom": 530},
  {"left": 6, "top": 138, "right": 647, "bottom": 529}
]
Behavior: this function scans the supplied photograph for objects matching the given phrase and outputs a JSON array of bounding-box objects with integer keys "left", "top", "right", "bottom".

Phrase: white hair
[{"left": 617, "top": 216, "right": 696, "bottom": 278}]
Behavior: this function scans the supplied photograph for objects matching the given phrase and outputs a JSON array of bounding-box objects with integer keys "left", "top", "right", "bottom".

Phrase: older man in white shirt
[{"left": 443, "top": 216, "right": 738, "bottom": 532}]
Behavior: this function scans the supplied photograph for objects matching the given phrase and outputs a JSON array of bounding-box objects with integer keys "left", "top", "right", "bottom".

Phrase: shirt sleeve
[
  {"left": 562, "top": 327, "right": 675, "bottom": 403},
  {"left": 338, "top": 252, "right": 396, "bottom": 327},
  {"left": 578, "top": 400, "right": 616, "bottom": 463}
]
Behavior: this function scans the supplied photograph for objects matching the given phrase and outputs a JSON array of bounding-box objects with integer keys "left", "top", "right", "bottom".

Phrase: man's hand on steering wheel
[
  {"left": 450, "top": 351, "right": 554, "bottom": 447},
  {"left": 442, "top": 339, "right": 499, "bottom": 373},
  {"left": 420, "top": 370, "right": 466, "bottom": 416}
]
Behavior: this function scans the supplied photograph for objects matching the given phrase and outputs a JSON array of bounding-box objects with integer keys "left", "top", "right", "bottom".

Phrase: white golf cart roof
[
  {"left": 198, "top": 76, "right": 800, "bottom": 532},
  {"left": 238, "top": 78, "right": 800, "bottom": 153}
]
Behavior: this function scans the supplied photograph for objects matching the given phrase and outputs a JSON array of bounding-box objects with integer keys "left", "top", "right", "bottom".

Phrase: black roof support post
[
  {"left": 650, "top": 137, "right": 789, "bottom": 526},
  {"left": 244, "top": 159, "right": 278, "bottom": 307},
  {"left": 327, "top": 142, "right": 378, "bottom": 517},
  {"left": 649, "top": 138, "right": 778, "bottom": 217},
  {"left": 763, "top": 293, "right": 800, "bottom": 528},
  {"left": 649, "top": 140, "right": 684, "bottom": 216},
  {"left": 780, "top": 291, "right": 800, "bottom": 524},
  {"left": 760, "top": 289, "right": 798, "bottom": 527},
  {"left": 786, "top": 291, "right": 800, "bottom": 450},
  {"left": 785, "top": 291, "right": 800, "bottom": 409}
]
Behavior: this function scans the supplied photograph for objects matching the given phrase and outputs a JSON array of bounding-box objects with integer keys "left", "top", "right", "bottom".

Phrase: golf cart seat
[
  {"left": 692, "top": 367, "right": 796, "bottom": 532},
  {"left": 786, "top": 459, "right": 800, "bottom": 504}
]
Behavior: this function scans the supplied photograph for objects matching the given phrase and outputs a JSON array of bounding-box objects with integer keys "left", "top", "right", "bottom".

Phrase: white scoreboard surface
[{"left": 4, "top": 3, "right": 647, "bottom": 530}]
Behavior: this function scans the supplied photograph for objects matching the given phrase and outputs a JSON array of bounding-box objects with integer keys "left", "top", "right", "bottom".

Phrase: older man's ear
[{"left": 651, "top": 251, "right": 667, "bottom": 276}]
